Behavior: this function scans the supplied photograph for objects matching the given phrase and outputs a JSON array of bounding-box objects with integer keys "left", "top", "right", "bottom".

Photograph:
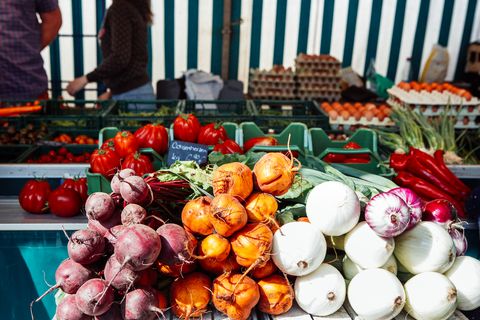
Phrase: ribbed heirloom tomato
[
  {"left": 134, "top": 123, "right": 169, "bottom": 155},
  {"left": 173, "top": 114, "right": 201, "bottom": 143},
  {"left": 18, "top": 179, "right": 51, "bottom": 214},
  {"left": 121, "top": 152, "right": 154, "bottom": 176},
  {"left": 213, "top": 139, "right": 243, "bottom": 154},
  {"left": 198, "top": 123, "right": 227, "bottom": 145},
  {"left": 48, "top": 188, "right": 82, "bottom": 217},
  {"left": 113, "top": 131, "right": 138, "bottom": 158},
  {"left": 61, "top": 178, "right": 88, "bottom": 202},
  {"left": 90, "top": 148, "right": 121, "bottom": 179}
]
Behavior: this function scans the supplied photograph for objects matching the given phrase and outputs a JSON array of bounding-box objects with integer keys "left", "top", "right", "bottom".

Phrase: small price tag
[{"left": 166, "top": 140, "right": 209, "bottom": 166}]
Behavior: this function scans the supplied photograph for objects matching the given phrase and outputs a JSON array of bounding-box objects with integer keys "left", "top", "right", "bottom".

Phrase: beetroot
[
  {"left": 121, "top": 204, "right": 147, "bottom": 226},
  {"left": 88, "top": 210, "right": 122, "bottom": 237},
  {"left": 122, "top": 288, "right": 164, "bottom": 320},
  {"left": 136, "top": 268, "right": 158, "bottom": 287},
  {"left": 111, "top": 169, "right": 136, "bottom": 194},
  {"left": 156, "top": 224, "right": 195, "bottom": 265},
  {"left": 105, "top": 225, "right": 126, "bottom": 248},
  {"left": 94, "top": 304, "right": 122, "bottom": 320},
  {"left": 75, "top": 279, "right": 114, "bottom": 316},
  {"left": 104, "top": 255, "right": 138, "bottom": 291},
  {"left": 120, "top": 176, "right": 151, "bottom": 205},
  {"left": 68, "top": 229, "right": 105, "bottom": 265},
  {"left": 56, "top": 295, "right": 92, "bottom": 320},
  {"left": 85, "top": 193, "right": 116, "bottom": 221},
  {"left": 31, "top": 259, "right": 94, "bottom": 318},
  {"left": 115, "top": 224, "right": 161, "bottom": 271}
]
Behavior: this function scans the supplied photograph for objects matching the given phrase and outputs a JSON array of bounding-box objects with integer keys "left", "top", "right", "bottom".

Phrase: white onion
[
  {"left": 306, "top": 181, "right": 360, "bottom": 236},
  {"left": 295, "top": 263, "right": 346, "bottom": 316},
  {"left": 394, "top": 221, "right": 456, "bottom": 274},
  {"left": 348, "top": 268, "right": 405, "bottom": 320},
  {"left": 342, "top": 255, "right": 397, "bottom": 280},
  {"left": 344, "top": 222, "right": 395, "bottom": 268},
  {"left": 404, "top": 272, "right": 457, "bottom": 320},
  {"left": 272, "top": 222, "right": 326, "bottom": 276},
  {"left": 444, "top": 256, "right": 480, "bottom": 311},
  {"left": 365, "top": 192, "right": 410, "bottom": 237}
]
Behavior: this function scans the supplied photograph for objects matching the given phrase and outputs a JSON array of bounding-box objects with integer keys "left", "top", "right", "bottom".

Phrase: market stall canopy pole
[{"left": 221, "top": 0, "right": 232, "bottom": 80}]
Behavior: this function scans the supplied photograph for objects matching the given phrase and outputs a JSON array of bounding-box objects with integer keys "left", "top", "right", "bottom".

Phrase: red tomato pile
[
  {"left": 90, "top": 123, "right": 169, "bottom": 179},
  {"left": 26, "top": 147, "right": 91, "bottom": 163},
  {"left": 19, "top": 178, "right": 87, "bottom": 217}
]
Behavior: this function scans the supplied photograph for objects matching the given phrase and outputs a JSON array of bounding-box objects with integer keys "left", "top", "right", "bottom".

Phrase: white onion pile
[{"left": 445, "top": 256, "right": 480, "bottom": 311}]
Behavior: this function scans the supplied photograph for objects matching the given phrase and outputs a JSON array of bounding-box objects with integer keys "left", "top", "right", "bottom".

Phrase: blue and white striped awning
[{"left": 43, "top": 0, "right": 480, "bottom": 99}]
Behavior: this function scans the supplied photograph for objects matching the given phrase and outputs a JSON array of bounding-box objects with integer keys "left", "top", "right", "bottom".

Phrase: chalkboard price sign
[{"left": 166, "top": 140, "right": 209, "bottom": 166}]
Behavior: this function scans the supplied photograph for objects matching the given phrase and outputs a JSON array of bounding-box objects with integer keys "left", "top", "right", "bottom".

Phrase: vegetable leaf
[{"left": 277, "top": 175, "right": 313, "bottom": 202}]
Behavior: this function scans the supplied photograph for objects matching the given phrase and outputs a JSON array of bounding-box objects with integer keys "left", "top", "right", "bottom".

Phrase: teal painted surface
[
  {"left": 455, "top": 0, "right": 478, "bottom": 79},
  {"left": 273, "top": 0, "right": 287, "bottom": 64},
  {"left": 249, "top": 0, "right": 263, "bottom": 69},
  {"left": 297, "top": 0, "right": 311, "bottom": 54},
  {"left": 387, "top": 0, "right": 407, "bottom": 80},
  {"left": 164, "top": 0, "right": 175, "bottom": 79},
  {"left": 320, "top": 0, "right": 335, "bottom": 54},
  {"left": 438, "top": 0, "right": 454, "bottom": 47},
  {"left": 410, "top": 0, "right": 431, "bottom": 80},
  {"left": 343, "top": 0, "right": 359, "bottom": 67},
  {"left": 0, "top": 231, "right": 69, "bottom": 320},
  {"left": 229, "top": 0, "right": 242, "bottom": 79},
  {"left": 363, "top": 0, "right": 383, "bottom": 75},
  {"left": 187, "top": 0, "right": 199, "bottom": 69},
  {"left": 211, "top": 0, "right": 224, "bottom": 76},
  {"left": 71, "top": 0, "right": 84, "bottom": 100}
]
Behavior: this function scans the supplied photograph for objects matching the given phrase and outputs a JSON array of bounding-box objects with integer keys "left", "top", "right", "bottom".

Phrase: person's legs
[{"left": 112, "top": 83, "right": 156, "bottom": 111}]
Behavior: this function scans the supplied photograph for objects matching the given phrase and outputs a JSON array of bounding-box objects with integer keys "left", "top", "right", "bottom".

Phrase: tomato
[
  {"left": 213, "top": 139, "right": 243, "bottom": 154},
  {"left": 323, "top": 153, "right": 346, "bottom": 163},
  {"left": 90, "top": 148, "right": 121, "bottom": 179},
  {"left": 134, "top": 123, "right": 169, "bottom": 155},
  {"left": 173, "top": 114, "right": 201, "bottom": 143},
  {"left": 101, "top": 138, "right": 115, "bottom": 151},
  {"left": 197, "top": 123, "right": 227, "bottom": 145},
  {"left": 113, "top": 131, "right": 138, "bottom": 158},
  {"left": 48, "top": 188, "right": 82, "bottom": 217},
  {"left": 61, "top": 178, "right": 88, "bottom": 202},
  {"left": 121, "top": 152, "right": 155, "bottom": 176},
  {"left": 243, "top": 137, "right": 278, "bottom": 152},
  {"left": 18, "top": 180, "right": 51, "bottom": 214},
  {"left": 58, "top": 147, "right": 68, "bottom": 156},
  {"left": 343, "top": 141, "right": 370, "bottom": 161}
]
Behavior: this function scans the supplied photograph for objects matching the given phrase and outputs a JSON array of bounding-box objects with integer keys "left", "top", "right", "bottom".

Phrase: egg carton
[
  {"left": 297, "top": 73, "right": 340, "bottom": 81},
  {"left": 296, "top": 67, "right": 340, "bottom": 77},
  {"left": 298, "top": 93, "right": 341, "bottom": 102},
  {"left": 329, "top": 114, "right": 394, "bottom": 126},
  {"left": 249, "top": 81, "right": 296, "bottom": 90},
  {"left": 249, "top": 69, "right": 295, "bottom": 82},
  {"left": 298, "top": 83, "right": 340, "bottom": 91},
  {"left": 250, "top": 94, "right": 297, "bottom": 100},
  {"left": 387, "top": 87, "right": 480, "bottom": 106},
  {"left": 249, "top": 86, "right": 296, "bottom": 96},
  {"left": 387, "top": 99, "right": 480, "bottom": 117}
]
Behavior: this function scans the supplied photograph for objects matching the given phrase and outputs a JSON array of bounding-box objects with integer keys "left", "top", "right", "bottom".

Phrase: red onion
[
  {"left": 365, "top": 192, "right": 410, "bottom": 237},
  {"left": 449, "top": 228, "right": 468, "bottom": 256},
  {"left": 389, "top": 187, "right": 423, "bottom": 230},
  {"left": 423, "top": 199, "right": 458, "bottom": 226}
]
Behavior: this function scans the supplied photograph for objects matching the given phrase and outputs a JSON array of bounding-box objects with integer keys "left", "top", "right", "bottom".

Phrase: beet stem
[
  {"left": 61, "top": 226, "right": 71, "bottom": 242},
  {"left": 30, "top": 283, "right": 60, "bottom": 320}
]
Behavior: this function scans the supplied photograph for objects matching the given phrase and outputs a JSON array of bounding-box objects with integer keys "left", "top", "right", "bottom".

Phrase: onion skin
[
  {"left": 170, "top": 272, "right": 212, "bottom": 319},
  {"left": 348, "top": 268, "right": 405, "bottom": 320},
  {"left": 213, "top": 162, "right": 253, "bottom": 201},
  {"left": 253, "top": 153, "right": 298, "bottom": 196},
  {"left": 365, "top": 192, "right": 410, "bottom": 237},
  {"left": 445, "top": 256, "right": 480, "bottom": 311},
  {"left": 258, "top": 275, "right": 294, "bottom": 315},
  {"left": 251, "top": 258, "right": 278, "bottom": 279},
  {"left": 209, "top": 194, "right": 248, "bottom": 237},
  {"left": 388, "top": 187, "right": 422, "bottom": 230},
  {"left": 404, "top": 272, "right": 457, "bottom": 320},
  {"left": 394, "top": 221, "right": 456, "bottom": 274},
  {"left": 181, "top": 196, "right": 214, "bottom": 236},
  {"left": 212, "top": 273, "right": 260, "bottom": 320},
  {"left": 449, "top": 228, "right": 468, "bottom": 256},
  {"left": 295, "top": 263, "right": 346, "bottom": 316},
  {"left": 245, "top": 192, "right": 278, "bottom": 223},
  {"left": 230, "top": 223, "right": 273, "bottom": 268}
]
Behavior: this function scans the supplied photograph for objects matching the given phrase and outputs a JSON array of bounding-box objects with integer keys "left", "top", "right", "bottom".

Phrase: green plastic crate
[
  {"left": 240, "top": 122, "right": 308, "bottom": 151},
  {"left": 309, "top": 128, "right": 392, "bottom": 176},
  {"left": 20, "top": 100, "right": 114, "bottom": 129},
  {"left": 102, "top": 100, "right": 182, "bottom": 130},
  {"left": 86, "top": 147, "right": 164, "bottom": 194},
  {"left": 251, "top": 100, "right": 330, "bottom": 132}
]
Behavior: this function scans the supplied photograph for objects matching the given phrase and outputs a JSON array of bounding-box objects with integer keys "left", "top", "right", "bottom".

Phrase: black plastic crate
[
  {"left": 16, "top": 145, "right": 97, "bottom": 163},
  {"left": 0, "top": 145, "right": 33, "bottom": 163}
]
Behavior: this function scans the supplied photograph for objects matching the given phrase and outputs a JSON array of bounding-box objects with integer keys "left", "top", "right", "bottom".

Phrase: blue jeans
[{"left": 112, "top": 82, "right": 156, "bottom": 111}]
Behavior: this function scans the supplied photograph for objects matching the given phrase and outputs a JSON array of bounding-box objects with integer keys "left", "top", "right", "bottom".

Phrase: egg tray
[
  {"left": 248, "top": 69, "right": 295, "bottom": 82},
  {"left": 298, "top": 83, "right": 340, "bottom": 91},
  {"left": 387, "top": 87, "right": 480, "bottom": 106}
]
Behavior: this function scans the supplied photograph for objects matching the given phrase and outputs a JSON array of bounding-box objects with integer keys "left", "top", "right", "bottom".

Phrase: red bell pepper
[{"left": 393, "top": 171, "right": 466, "bottom": 218}]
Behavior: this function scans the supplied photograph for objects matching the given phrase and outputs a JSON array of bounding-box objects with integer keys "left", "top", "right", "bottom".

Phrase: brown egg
[
  {"left": 328, "top": 110, "right": 339, "bottom": 120},
  {"left": 353, "top": 111, "right": 362, "bottom": 121},
  {"left": 340, "top": 110, "right": 350, "bottom": 121},
  {"left": 364, "top": 110, "right": 374, "bottom": 121}
]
